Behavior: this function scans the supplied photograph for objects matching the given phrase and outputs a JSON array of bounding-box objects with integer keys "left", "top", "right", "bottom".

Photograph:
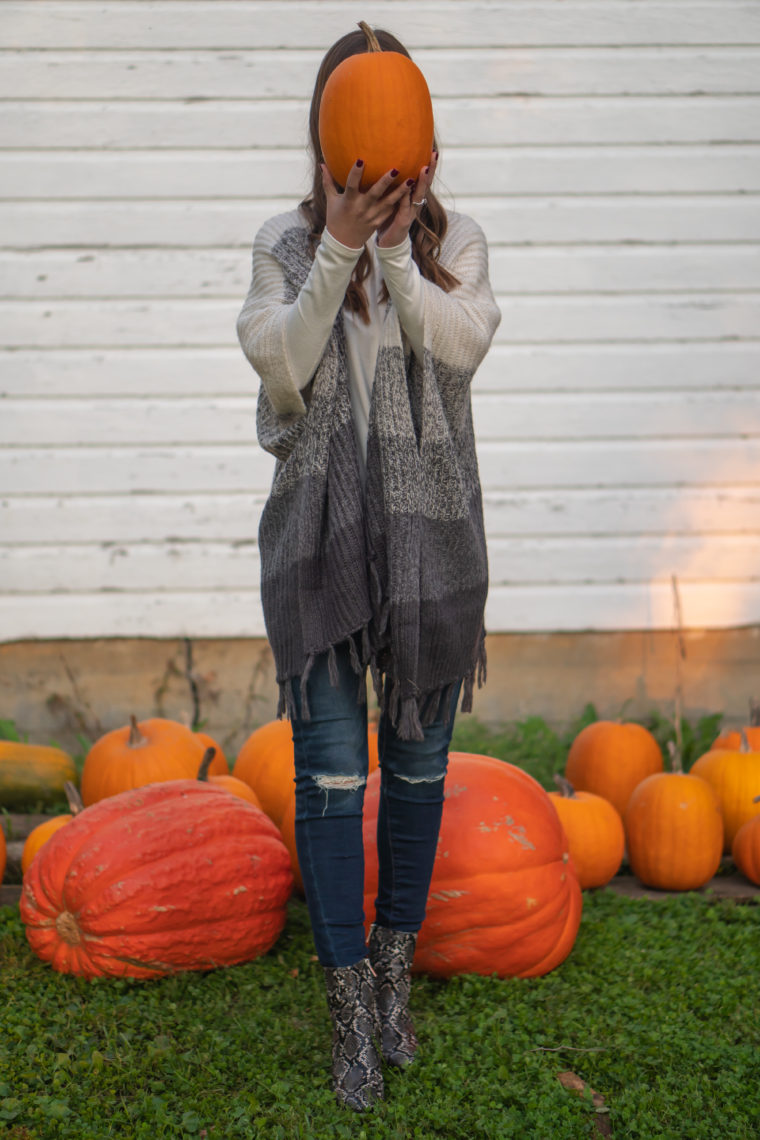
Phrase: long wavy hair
[{"left": 300, "top": 25, "right": 459, "bottom": 323}]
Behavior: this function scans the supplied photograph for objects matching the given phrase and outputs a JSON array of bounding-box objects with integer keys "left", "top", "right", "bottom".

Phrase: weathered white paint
[{"left": 1, "top": 0, "right": 758, "bottom": 639}]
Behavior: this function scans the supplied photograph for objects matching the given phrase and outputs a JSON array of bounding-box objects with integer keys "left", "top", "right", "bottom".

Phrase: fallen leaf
[{"left": 557, "top": 1071, "right": 611, "bottom": 1136}]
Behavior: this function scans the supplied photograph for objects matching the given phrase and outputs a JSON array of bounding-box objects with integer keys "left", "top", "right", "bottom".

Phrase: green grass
[{"left": 2, "top": 893, "right": 759, "bottom": 1139}]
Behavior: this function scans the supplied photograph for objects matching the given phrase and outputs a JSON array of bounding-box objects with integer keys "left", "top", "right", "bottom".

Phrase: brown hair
[{"left": 299, "top": 24, "right": 459, "bottom": 323}]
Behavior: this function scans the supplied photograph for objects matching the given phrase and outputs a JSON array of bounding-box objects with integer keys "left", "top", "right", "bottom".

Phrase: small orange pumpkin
[
  {"left": 710, "top": 700, "right": 760, "bottom": 752},
  {"left": 690, "top": 729, "right": 760, "bottom": 850},
  {"left": 732, "top": 798, "right": 760, "bottom": 885},
  {"left": 318, "top": 21, "right": 434, "bottom": 189},
  {"left": 549, "top": 775, "right": 625, "bottom": 889},
  {"left": 197, "top": 747, "right": 262, "bottom": 809},
  {"left": 81, "top": 716, "right": 228, "bottom": 806},
  {"left": 21, "top": 781, "right": 84, "bottom": 873},
  {"left": 565, "top": 720, "right": 663, "bottom": 817},
  {"left": 624, "top": 771, "right": 723, "bottom": 891}
]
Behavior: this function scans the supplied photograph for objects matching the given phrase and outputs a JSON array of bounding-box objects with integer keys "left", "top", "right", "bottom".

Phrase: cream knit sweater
[{"left": 237, "top": 207, "right": 500, "bottom": 477}]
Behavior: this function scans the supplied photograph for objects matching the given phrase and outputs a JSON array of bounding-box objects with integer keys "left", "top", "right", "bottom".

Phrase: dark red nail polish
[
  {"left": 406, "top": 179, "right": 414, "bottom": 187},
  {"left": 356, "top": 158, "right": 364, "bottom": 167},
  {"left": 390, "top": 168, "right": 399, "bottom": 178},
  {"left": 424, "top": 166, "right": 430, "bottom": 175}
]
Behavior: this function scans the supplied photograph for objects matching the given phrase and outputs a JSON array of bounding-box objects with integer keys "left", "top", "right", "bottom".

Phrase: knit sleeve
[
  {"left": 236, "top": 214, "right": 362, "bottom": 422},
  {"left": 376, "top": 214, "right": 501, "bottom": 373}
]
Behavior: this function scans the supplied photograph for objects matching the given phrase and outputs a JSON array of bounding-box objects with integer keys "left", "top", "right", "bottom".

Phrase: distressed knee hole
[
  {"left": 311, "top": 773, "right": 366, "bottom": 792},
  {"left": 393, "top": 772, "right": 445, "bottom": 785}
]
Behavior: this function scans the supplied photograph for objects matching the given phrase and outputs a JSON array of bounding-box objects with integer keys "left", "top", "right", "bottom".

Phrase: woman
[{"left": 237, "top": 24, "right": 501, "bottom": 1112}]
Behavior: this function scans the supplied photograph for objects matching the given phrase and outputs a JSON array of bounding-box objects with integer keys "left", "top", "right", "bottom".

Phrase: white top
[{"left": 237, "top": 207, "right": 501, "bottom": 476}]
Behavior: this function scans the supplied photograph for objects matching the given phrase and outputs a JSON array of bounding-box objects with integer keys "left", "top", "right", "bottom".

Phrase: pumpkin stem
[
  {"left": 63, "top": 781, "right": 83, "bottom": 815},
  {"left": 358, "top": 20, "right": 382, "bottom": 52},
  {"left": 128, "top": 715, "right": 148, "bottom": 749},
  {"left": 667, "top": 739, "right": 683, "bottom": 774},
  {"left": 197, "top": 747, "right": 216, "bottom": 782},
  {"left": 554, "top": 773, "right": 577, "bottom": 798},
  {"left": 55, "top": 910, "right": 81, "bottom": 946},
  {"left": 740, "top": 728, "right": 751, "bottom": 753},
  {"left": 749, "top": 698, "right": 760, "bottom": 727},
  {"left": 754, "top": 794, "right": 760, "bottom": 804}
]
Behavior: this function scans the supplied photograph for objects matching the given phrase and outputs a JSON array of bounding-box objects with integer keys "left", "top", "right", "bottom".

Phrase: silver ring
[{"left": 412, "top": 197, "right": 427, "bottom": 207}]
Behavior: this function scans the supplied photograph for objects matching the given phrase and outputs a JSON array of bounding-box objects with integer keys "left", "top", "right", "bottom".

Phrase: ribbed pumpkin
[
  {"left": 363, "top": 753, "right": 582, "bottom": 978},
  {"left": 197, "top": 747, "right": 262, "bottom": 808},
  {"left": 318, "top": 21, "right": 434, "bottom": 189},
  {"left": 235, "top": 719, "right": 380, "bottom": 893},
  {"left": 565, "top": 720, "right": 663, "bottom": 817},
  {"left": 549, "top": 775, "right": 625, "bottom": 889},
  {"left": 20, "top": 780, "right": 293, "bottom": 978},
  {"left": 710, "top": 699, "right": 760, "bottom": 752},
  {"left": 732, "top": 800, "right": 760, "bottom": 886},
  {"left": 690, "top": 730, "right": 760, "bottom": 850},
  {"left": 624, "top": 772, "right": 723, "bottom": 890},
  {"left": 80, "top": 716, "right": 227, "bottom": 806},
  {"left": 0, "top": 741, "right": 78, "bottom": 809},
  {"left": 21, "top": 781, "right": 83, "bottom": 873}
]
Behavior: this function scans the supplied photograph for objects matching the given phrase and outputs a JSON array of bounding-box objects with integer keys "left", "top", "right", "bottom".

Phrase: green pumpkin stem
[
  {"left": 749, "top": 699, "right": 760, "bottom": 727},
  {"left": 197, "top": 747, "right": 216, "bottom": 782},
  {"left": 358, "top": 21, "right": 382, "bottom": 52},
  {"left": 63, "top": 780, "right": 83, "bottom": 815},
  {"left": 554, "top": 774, "right": 576, "bottom": 798}
]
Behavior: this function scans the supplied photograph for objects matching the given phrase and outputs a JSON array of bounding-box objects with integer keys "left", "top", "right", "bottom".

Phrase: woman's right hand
[{"left": 321, "top": 160, "right": 412, "bottom": 250}]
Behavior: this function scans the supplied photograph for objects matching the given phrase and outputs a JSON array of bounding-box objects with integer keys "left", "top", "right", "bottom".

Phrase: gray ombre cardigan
[{"left": 237, "top": 208, "right": 501, "bottom": 740}]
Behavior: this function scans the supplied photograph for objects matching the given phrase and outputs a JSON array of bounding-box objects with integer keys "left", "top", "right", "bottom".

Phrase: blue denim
[{"left": 290, "top": 636, "right": 461, "bottom": 967}]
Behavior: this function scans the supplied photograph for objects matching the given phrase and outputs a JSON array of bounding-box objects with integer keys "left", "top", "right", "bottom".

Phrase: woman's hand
[
  {"left": 376, "top": 151, "right": 438, "bottom": 249},
  {"left": 321, "top": 160, "right": 411, "bottom": 250}
]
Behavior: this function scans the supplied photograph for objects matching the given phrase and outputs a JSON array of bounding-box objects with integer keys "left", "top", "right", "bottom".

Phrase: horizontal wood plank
[
  {"left": 7, "top": 147, "right": 760, "bottom": 199},
  {"left": 2, "top": 535, "right": 758, "bottom": 593},
  {"left": 5, "top": 2, "right": 760, "bottom": 50},
  {"left": 3, "top": 343, "right": 760, "bottom": 398},
  {"left": 3, "top": 49, "right": 760, "bottom": 99},
  {"left": 4, "top": 440, "right": 760, "bottom": 494},
  {"left": 5, "top": 244, "right": 760, "bottom": 299},
  {"left": 3, "top": 197, "right": 759, "bottom": 248},
  {"left": 3, "top": 487, "right": 758, "bottom": 544},
  {"left": 3, "top": 293, "right": 758, "bottom": 346},
  {"left": 3, "top": 391, "right": 759, "bottom": 446},
  {"left": 4, "top": 96, "right": 760, "bottom": 149},
  {"left": 1, "top": 581, "right": 758, "bottom": 639}
]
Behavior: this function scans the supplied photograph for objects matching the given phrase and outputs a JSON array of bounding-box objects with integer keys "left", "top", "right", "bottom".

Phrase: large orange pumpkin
[
  {"left": 318, "top": 21, "right": 434, "bottom": 189},
  {"left": 624, "top": 772, "right": 723, "bottom": 890},
  {"left": 80, "top": 716, "right": 227, "bottom": 806},
  {"left": 690, "top": 730, "right": 760, "bottom": 850},
  {"left": 548, "top": 775, "right": 625, "bottom": 889},
  {"left": 732, "top": 800, "right": 760, "bottom": 886},
  {"left": 363, "top": 753, "right": 582, "bottom": 978},
  {"left": 20, "top": 780, "right": 293, "bottom": 978},
  {"left": 564, "top": 720, "right": 663, "bottom": 817}
]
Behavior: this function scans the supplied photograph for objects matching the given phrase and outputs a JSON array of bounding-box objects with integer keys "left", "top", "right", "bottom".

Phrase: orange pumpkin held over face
[
  {"left": 318, "top": 21, "right": 434, "bottom": 189},
  {"left": 364, "top": 753, "right": 583, "bottom": 978}
]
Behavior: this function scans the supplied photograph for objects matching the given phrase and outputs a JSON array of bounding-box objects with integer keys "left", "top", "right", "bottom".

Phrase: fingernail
[
  {"left": 406, "top": 179, "right": 414, "bottom": 187},
  {"left": 356, "top": 158, "right": 364, "bottom": 167},
  {"left": 390, "top": 168, "right": 399, "bottom": 178},
  {"left": 433, "top": 150, "right": 439, "bottom": 159},
  {"left": 424, "top": 166, "right": 430, "bottom": 175}
]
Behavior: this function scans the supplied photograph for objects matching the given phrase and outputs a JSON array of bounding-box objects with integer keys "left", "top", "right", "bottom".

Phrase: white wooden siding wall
[{"left": 1, "top": 0, "right": 759, "bottom": 639}]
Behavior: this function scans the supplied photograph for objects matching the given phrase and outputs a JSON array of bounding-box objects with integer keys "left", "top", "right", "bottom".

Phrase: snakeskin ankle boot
[
  {"left": 368, "top": 924, "right": 419, "bottom": 1068},
  {"left": 322, "top": 957, "right": 384, "bottom": 1111}
]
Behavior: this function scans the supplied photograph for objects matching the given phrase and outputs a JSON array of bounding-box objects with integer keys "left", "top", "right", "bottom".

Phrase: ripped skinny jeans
[{"left": 290, "top": 634, "right": 461, "bottom": 968}]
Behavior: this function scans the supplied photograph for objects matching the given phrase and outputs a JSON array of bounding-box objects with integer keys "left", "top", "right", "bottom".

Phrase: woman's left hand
[{"left": 376, "top": 151, "right": 437, "bottom": 248}]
